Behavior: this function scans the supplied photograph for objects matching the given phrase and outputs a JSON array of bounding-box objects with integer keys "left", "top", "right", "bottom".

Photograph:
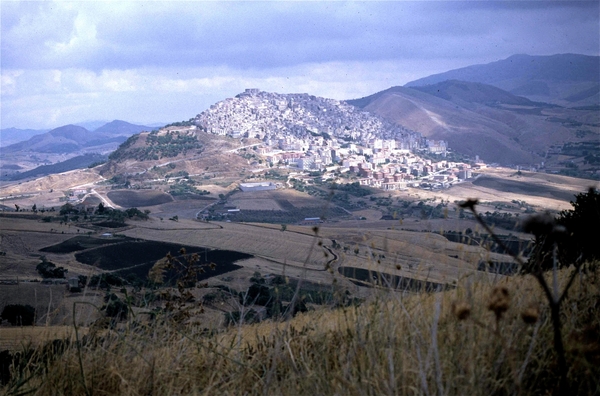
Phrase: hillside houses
[{"left": 195, "top": 89, "right": 466, "bottom": 191}]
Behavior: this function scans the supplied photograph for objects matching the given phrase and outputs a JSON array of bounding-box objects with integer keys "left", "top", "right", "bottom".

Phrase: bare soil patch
[
  {"left": 74, "top": 240, "right": 251, "bottom": 284},
  {"left": 338, "top": 266, "right": 453, "bottom": 292},
  {"left": 40, "top": 235, "right": 135, "bottom": 254},
  {"left": 229, "top": 196, "right": 283, "bottom": 211},
  {"left": 472, "top": 175, "right": 578, "bottom": 201},
  {"left": 107, "top": 190, "right": 173, "bottom": 207}
]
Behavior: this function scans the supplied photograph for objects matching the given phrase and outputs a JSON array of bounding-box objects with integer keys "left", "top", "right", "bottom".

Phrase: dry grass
[
  {"left": 2, "top": 264, "right": 598, "bottom": 395},
  {"left": 0, "top": 326, "right": 81, "bottom": 351}
]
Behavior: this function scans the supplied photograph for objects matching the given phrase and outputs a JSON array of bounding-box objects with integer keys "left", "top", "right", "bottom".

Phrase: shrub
[
  {"left": 524, "top": 188, "right": 600, "bottom": 272},
  {"left": 1, "top": 304, "right": 35, "bottom": 325},
  {"left": 36, "top": 258, "right": 67, "bottom": 279},
  {"left": 104, "top": 298, "right": 129, "bottom": 320}
]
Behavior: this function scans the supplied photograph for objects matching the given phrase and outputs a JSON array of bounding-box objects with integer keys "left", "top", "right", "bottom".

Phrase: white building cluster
[{"left": 196, "top": 89, "right": 462, "bottom": 191}]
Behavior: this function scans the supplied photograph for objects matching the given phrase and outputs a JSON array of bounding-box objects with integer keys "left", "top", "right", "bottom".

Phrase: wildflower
[{"left": 487, "top": 286, "right": 510, "bottom": 320}]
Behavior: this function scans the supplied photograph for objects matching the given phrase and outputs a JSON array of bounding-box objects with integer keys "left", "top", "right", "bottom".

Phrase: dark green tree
[
  {"left": 523, "top": 188, "right": 600, "bottom": 273},
  {"left": 36, "top": 258, "right": 68, "bottom": 278},
  {"left": 1, "top": 304, "right": 35, "bottom": 325}
]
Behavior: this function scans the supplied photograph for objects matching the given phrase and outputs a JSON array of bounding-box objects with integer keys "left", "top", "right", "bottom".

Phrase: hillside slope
[
  {"left": 348, "top": 82, "right": 598, "bottom": 165},
  {"left": 405, "top": 53, "right": 600, "bottom": 106},
  {"left": 0, "top": 128, "right": 49, "bottom": 147}
]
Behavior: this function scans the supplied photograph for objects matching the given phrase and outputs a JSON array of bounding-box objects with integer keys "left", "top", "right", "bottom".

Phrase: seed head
[
  {"left": 458, "top": 199, "right": 479, "bottom": 210},
  {"left": 487, "top": 286, "right": 510, "bottom": 320},
  {"left": 452, "top": 301, "right": 471, "bottom": 321},
  {"left": 521, "top": 306, "right": 539, "bottom": 325}
]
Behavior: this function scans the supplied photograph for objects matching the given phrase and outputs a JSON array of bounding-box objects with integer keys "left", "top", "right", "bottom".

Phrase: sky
[{"left": 1, "top": 1, "right": 599, "bottom": 130}]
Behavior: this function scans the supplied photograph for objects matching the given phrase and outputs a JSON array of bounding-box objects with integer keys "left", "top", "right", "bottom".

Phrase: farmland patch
[
  {"left": 74, "top": 240, "right": 251, "bottom": 283},
  {"left": 40, "top": 236, "right": 136, "bottom": 254},
  {"left": 107, "top": 190, "right": 173, "bottom": 207},
  {"left": 229, "top": 198, "right": 283, "bottom": 211},
  {"left": 338, "top": 266, "right": 454, "bottom": 292},
  {"left": 226, "top": 206, "right": 348, "bottom": 224},
  {"left": 472, "top": 175, "right": 578, "bottom": 201}
]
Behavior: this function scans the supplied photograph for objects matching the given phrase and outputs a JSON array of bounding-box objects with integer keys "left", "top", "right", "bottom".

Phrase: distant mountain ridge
[
  {"left": 347, "top": 79, "right": 598, "bottom": 164},
  {"left": 0, "top": 120, "right": 153, "bottom": 181},
  {"left": 405, "top": 54, "right": 600, "bottom": 107},
  {"left": 410, "top": 80, "right": 551, "bottom": 108},
  {"left": 2, "top": 120, "right": 152, "bottom": 154},
  {"left": 0, "top": 127, "right": 49, "bottom": 147},
  {"left": 6, "top": 153, "right": 107, "bottom": 181}
]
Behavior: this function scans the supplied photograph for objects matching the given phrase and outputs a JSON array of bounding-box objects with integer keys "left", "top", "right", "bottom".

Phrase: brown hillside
[
  {"left": 358, "top": 86, "right": 597, "bottom": 165},
  {"left": 361, "top": 88, "right": 536, "bottom": 164}
]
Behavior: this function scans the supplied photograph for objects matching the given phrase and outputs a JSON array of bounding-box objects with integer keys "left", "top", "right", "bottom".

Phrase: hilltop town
[{"left": 194, "top": 89, "right": 471, "bottom": 191}]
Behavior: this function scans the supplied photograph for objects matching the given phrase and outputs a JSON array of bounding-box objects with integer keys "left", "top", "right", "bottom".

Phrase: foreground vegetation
[
  {"left": 1, "top": 263, "right": 598, "bottom": 395},
  {"left": 1, "top": 191, "right": 598, "bottom": 395}
]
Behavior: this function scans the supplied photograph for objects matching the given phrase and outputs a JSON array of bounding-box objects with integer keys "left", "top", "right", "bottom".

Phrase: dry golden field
[
  {"left": 411, "top": 168, "right": 597, "bottom": 212},
  {"left": 2, "top": 264, "right": 597, "bottom": 395},
  {"left": 0, "top": 326, "right": 78, "bottom": 351}
]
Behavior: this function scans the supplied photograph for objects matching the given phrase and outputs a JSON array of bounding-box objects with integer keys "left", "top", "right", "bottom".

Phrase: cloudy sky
[{"left": 1, "top": 1, "right": 598, "bottom": 130}]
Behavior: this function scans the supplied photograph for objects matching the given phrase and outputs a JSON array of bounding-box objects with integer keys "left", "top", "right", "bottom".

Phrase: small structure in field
[
  {"left": 68, "top": 277, "right": 82, "bottom": 292},
  {"left": 301, "top": 217, "right": 322, "bottom": 225},
  {"left": 239, "top": 182, "right": 277, "bottom": 192}
]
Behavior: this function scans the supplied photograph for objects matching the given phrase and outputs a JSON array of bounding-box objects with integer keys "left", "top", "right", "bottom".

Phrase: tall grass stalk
[{"left": 2, "top": 265, "right": 598, "bottom": 395}]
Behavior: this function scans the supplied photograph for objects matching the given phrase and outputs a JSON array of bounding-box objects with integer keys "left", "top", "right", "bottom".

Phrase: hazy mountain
[
  {"left": 93, "top": 120, "right": 152, "bottom": 136},
  {"left": 6, "top": 153, "right": 107, "bottom": 181},
  {"left": 2, "top": 120, "right": 151, "bottom": 155},
  {"left": 74, "top": 120, "right": 111, "bottom": 131},
  {"left": 347, "top": 82, "right": 598, "bottom": 164},
  {"left": 0, "top": 127, "right": 49, "bottom": 147},
  {"left": 3, "top": 125, "right": 92, "bottom": 153},
  {"left": 405, "top": 54, "right": 600, "bottom": 106},
  {"left": 409, "top": 80, "right": 548, "bottom": 108}
]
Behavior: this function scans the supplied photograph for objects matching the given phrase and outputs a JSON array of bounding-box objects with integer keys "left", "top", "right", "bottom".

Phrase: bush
[
  {"left": 1, "top": 304, "right": 35, "bottom": 325},
  {"left": 36, "top": 259, "right": 67, "bottom": 279},
  {"left": 105, "top": 299, "right": 129, "bottom": 320},
  {"left": 90, "top": 273, "right": 125, "bottom": 288},
  {"left": 524, "top": 188, "right": 600, "bottom": 272}
]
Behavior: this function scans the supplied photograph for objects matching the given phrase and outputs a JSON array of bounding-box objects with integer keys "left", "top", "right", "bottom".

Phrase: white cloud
[{"left": 1, "top": 1, "right": 598, "bottom": 129}]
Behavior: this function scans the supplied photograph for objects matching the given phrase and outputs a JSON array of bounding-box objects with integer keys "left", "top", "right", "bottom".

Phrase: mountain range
[
  {"left": 405, "top": 53, "right": 599, "bottom": 107},
  {"left": 2, "top": 120, "right": 151, "bottom": 154},
  {"left": 347, "top": 54, "right": 599, "bottom": 164},
  {"left": 1, "top": 54, "right": 598, "bottom": 183},
  {"left": 0, "top": 120, "right": 152, "bottom": 180},
  {"left": 0, "top": 128, "right": 49, "bottom": 148}
]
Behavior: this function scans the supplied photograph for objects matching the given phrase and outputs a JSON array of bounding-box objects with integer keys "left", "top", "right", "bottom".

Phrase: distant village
[{"left": 194, "top": 89, "right": 485, "bottom": 191}]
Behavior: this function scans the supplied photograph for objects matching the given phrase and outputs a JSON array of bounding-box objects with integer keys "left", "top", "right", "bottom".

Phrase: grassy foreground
[{"left": 2, "top": 264, "right": 599, "bottom": 396}]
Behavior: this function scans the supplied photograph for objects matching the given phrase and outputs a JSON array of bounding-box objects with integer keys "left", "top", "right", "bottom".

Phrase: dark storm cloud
[
  {"left": 3, "top": 1, "right": 597, "bottom": 71},
  {"left": 1, "top": 1, "right": 598, "bottom": 129}
]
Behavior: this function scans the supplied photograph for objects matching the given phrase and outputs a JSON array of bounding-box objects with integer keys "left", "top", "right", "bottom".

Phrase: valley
[{"left": 1, "top": 79, "right": 597, "bottom": 334}]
